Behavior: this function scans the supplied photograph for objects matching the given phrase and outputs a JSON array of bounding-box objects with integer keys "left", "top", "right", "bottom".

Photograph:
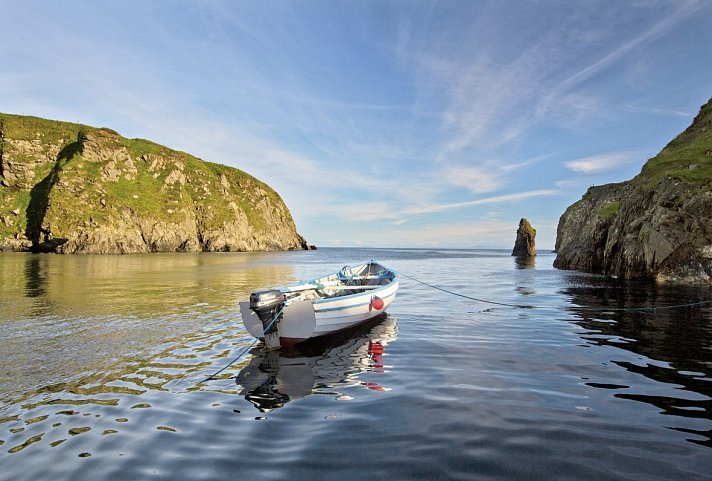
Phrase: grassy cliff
[
  {"left": 554, "top": 97, "right": 712, "bottom": 283},
  {"left": 0, "top": 113, "right": 308, "bottom": 253},
  {"left": 639, "top": 97, "right": 712, "bottom": 185}
]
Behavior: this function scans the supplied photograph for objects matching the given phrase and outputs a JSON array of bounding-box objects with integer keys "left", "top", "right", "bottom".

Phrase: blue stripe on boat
[{"left": 313, "top": 290, "right": 397, "bottom": 313}]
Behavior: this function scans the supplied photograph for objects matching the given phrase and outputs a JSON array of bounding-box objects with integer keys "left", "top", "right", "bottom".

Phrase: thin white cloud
[
  {"left": 430, "top": 53, "right": 544, "bottom": 162},
  {"left": 405, "top": 0, "right": 705, "bottom": 174},
  {"left": 555, "top": 179, "right": 587, "bottom": 189},
  {"left": 537, "top": 0, "right": 704, "bottom": 120},
  {"left": 623, "top": 104, "right": 691, "bottom": 117},
  {"left": 400, "top": 190, "right": 559, "bottom": 217},
  {"left": 565, "top": 152, "right": 640, "bottom": 174},
  {"left": 442, "top": 163, "right": 505, "bottom": 194},
  {"left": 557, "top": 0, "right": 703, "bottom": 91},
  {"left": 305, "top": 189, "right": 559, "bottom": 230}
]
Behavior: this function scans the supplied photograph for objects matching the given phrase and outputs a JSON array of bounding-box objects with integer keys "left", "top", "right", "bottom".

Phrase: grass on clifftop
[
  {"left": 0, "top": 113, "right": 89, "bottom": 143},
  {"left": 640, "top": 97, "right": 712, "bottom": 185}
]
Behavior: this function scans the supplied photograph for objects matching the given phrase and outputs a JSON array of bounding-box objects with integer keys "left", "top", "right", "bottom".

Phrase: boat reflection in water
[{"left": 235, "top": 313, "right": 397, "bottom": 412}]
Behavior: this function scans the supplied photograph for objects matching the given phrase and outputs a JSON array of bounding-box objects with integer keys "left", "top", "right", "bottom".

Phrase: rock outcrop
[
  {"left": 512, "top": 218, "right": 536, "bottom": 257},
  {"left": 554, "top": 97, "right": 712, "bottom": 283},
  {"left": 0, "top": 114, "right": 310, "bottom": 253}
]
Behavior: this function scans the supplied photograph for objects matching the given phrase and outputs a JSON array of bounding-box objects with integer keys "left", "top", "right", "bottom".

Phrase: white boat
[{"left": 239, "top": 261, "right": 398, "bottom": 349}]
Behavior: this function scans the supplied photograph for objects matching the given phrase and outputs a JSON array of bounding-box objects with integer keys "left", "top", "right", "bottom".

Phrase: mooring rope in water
[
  {"left": 196, "top": 304, "right": 286, "bottom": 385},
  {"left": 397, "top": 271, "right": 533, "bottom": 309},
  {"left": 396, "top": 270, "right": 712, "bottom": 313}
]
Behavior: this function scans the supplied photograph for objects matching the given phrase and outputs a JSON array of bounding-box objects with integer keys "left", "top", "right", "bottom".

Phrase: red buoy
[{"left": 370, "top": 296, "right": 384, "bottom": 311}]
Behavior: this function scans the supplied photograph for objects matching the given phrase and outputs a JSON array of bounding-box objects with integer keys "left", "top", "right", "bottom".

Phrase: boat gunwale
[
  {"left": 311, "top": 279, "right": 398, "bottom": 305},
  {"left": 286, "top": 262, "right": 399, "bottom": 305}
]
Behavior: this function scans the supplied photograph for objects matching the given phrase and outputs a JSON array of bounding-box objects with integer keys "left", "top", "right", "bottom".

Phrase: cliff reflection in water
[
  {"left": 513, "top": 255, "right": 536, "bottom": 269},
  {"left": 1, "top": 252, "right": 296, "bottom": 318},
  {"left": 0, "top": 252, "right": 299, "bottom": 408},
  {"left": 235, "top": 314, "right": 398, "bottom": 412},
  {"left": 563, "top": 278, "right": 712, "bottom": 446}
]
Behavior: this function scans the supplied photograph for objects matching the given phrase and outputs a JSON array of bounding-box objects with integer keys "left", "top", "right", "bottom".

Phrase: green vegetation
[
  {"left": 1, "top": 112, "right": 300, "bottom": 252},
  {"left": 640, "top": 98, "right": 712, "bottom": 185},
  {"left": 597, "top": 201, "right": 620, "bottom": 220},
  {"left": 0, "top": 113, "right": 89, "bottom": 144},
  {"left": 122, "top": 137, "right": 165, "bottom": 157}
]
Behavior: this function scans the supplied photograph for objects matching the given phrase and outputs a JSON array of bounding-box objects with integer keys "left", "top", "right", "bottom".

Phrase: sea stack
[{"left": 512, "top": 218, "right": 536, "bottom": 257}]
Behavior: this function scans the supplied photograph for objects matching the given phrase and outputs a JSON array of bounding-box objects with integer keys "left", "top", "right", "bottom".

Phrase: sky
[{"left": 1, "top": 1, "right": 711, "bottom": 249}]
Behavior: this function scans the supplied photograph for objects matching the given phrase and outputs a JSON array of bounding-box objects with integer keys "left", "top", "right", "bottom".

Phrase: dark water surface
[{"left": 1, "top": 248, "right": 711, "bottom": 480}]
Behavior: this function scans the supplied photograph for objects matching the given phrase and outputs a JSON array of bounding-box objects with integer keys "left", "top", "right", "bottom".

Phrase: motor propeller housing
[
  {"left": 249, "top": 289, "right": 285, "bottom": 321},
  {"left": 249, "top": 289, "right": 285, "bottom": 350}
]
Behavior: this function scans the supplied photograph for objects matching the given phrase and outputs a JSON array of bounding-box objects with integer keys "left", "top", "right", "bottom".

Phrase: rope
[
  {"left": 196, "top": 304, "right": 286, "bottom": 385},
  {"left": 398, "top": 271, "right": 532, "bottom": 309},
  {"left": 396, "top": 270, "right": 712, "bottom": 313}
]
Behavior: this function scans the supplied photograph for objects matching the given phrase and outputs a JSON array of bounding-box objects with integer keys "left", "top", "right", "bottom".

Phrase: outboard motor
[{"left": 249, "top": 289, "right": 285, "bottom": 351}]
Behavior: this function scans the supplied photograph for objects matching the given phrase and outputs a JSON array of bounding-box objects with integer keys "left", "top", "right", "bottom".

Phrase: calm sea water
[{"left": 1, "top": 248, "right": 711, "bottom": 480}]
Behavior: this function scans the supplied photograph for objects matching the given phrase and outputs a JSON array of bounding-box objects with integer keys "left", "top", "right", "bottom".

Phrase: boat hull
[
  {"left": 240, "top": 262, "right": 398, "bottom": 348},
  {"left": 279, "top": 311, "right": 389, "bottom": 349}
]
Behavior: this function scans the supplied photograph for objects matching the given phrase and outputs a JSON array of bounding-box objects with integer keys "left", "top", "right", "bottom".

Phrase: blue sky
[{"left": 1, "top": 1, "right": 711, "bottom": 249}]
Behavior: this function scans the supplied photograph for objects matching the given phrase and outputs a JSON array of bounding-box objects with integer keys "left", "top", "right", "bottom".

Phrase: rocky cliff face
[
  {"left": 0, "top": 114, "right": 309, "bottom": 253},
  {"left": 554, "top": 98, "right": 712, "bottom": 283}
]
